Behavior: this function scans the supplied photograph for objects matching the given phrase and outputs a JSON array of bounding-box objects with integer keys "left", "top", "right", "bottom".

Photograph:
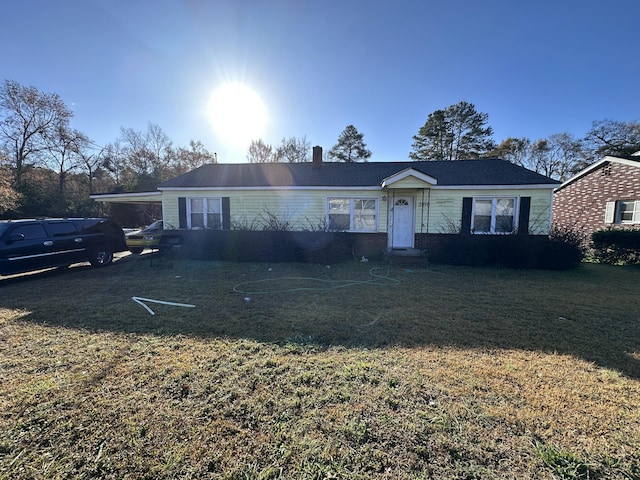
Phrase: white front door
[{"left": 391, "top": 196, "right": 414, "bottom": 248}]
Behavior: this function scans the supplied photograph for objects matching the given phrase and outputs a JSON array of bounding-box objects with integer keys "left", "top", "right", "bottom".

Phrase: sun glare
[{"left": 208, "top": 83, "right": 267, "bottom": 149}]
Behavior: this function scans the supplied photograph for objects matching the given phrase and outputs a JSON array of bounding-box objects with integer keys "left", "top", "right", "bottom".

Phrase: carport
[
  {"left": 90, "top": 191, "right": 163, "bottom": 206},
  {"left": 90, "top": 191, "right": 163, "bottom": 228}
]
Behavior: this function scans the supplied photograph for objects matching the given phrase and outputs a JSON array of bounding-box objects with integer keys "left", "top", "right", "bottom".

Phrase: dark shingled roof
[{"left": 159, "top": 159, "right": 559, "bottom": 189}]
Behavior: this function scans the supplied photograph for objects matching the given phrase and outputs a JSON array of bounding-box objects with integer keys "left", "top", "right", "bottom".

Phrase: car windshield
[{"left": 141, "top": 221, "right": 164, "bottom": 233}]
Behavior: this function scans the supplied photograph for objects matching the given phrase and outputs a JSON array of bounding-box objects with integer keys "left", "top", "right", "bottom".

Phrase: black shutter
[
  {"left": 518, "top": 197, "right": 531, "bottom": 235},
  {"left": 222, "top": 197, "right": 230, "bottom": 230},
  {"left": 461, "top": 197, "right": 473, "bottom": 235},
  {"left": 178, "top": 197, "right": 187, "bottom": 229}
]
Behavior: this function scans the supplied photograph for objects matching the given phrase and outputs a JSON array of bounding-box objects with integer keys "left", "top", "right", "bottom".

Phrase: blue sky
[{"left": 2, "top": 0, "right": 638, "bottom": 163}]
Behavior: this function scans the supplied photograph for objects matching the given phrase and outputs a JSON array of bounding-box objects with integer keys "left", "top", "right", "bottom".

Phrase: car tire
[
  {"left": 89, "top": 246, "right": 113, "bottom": 267},
  {"left": 129, "top": 247, "right": 144, "bottom": 255}
]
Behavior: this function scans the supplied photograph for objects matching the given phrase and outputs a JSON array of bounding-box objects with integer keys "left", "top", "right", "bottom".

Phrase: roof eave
[
  {"left": 433, "top": 184, "right": 558, "bottom": 190},
  {"left": 90, "top": 191, "right": 162, "bottom": 203},
  {"left": 556, "top": 155, "right": 640, "bottom": 191},
  {"left": 380, "top": 167, "right": 438, "bottom": 188}
]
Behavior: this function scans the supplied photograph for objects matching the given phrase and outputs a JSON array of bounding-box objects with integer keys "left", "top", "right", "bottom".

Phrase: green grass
[
  {"left": 535, "top": 441, "right": 595, "bottom": 480},
  {"left": 0, "top": 255, "right": 639, "bottom": 479}
]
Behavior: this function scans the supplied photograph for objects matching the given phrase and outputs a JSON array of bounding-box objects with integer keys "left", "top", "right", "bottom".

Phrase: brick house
[{"left": 553, "top": 153, "right": 640, "bottom": 239}]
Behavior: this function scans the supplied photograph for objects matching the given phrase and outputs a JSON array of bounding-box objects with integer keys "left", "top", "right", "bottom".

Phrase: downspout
[
  {"left": 426, "top": 188, "right": 431, "bottom": 234},
  {"left": 420, "top": 189, "right": 425, "bottom": 234}
]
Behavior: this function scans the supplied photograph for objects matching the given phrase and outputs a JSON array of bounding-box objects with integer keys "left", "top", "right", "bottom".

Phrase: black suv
[{"left": 0, "top": 218, "right": 127, "bottom": 276}]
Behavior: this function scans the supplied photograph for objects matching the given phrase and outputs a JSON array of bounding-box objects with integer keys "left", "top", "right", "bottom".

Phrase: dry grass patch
[{"left": 0, "top": 256, "right": 639, "bottom": 479}]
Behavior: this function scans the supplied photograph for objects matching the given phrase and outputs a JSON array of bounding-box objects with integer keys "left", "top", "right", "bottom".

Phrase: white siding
[
  {"left": 161, "top": 187, "right": 555, "bottom": 235},
  {"left": 162, "top": 189, "right": 388, "bottom": 232},
  {"left": 424, "top": 188, "right": 554, "bottom": 234}
]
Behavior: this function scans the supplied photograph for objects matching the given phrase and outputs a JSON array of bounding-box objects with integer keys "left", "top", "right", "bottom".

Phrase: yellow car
[{"left": 125, "top": 220, "right": 174, "bottom": 254}]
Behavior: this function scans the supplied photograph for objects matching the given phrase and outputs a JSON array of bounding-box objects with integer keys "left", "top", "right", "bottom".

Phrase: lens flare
[{"left": 208, "top": 83, "right": 267, "bottom": 149}]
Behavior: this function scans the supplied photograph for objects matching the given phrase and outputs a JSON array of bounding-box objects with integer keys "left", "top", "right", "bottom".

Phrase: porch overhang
[{"left": 381, "top": 168, "right": 437, "bottom": 189}]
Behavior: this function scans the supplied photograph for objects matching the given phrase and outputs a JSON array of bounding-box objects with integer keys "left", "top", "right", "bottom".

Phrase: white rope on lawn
[
  {"left": 131, "top": 296, "right": 196, "bottom": 316},
  {"left": 233, "top": 266, "right": 401, "bottom": 295}
]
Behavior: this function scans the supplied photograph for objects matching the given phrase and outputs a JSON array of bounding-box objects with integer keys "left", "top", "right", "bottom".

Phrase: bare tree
[
  {"left": 584, "top": 119, "right": 640, "bottom": 158},
  {"left": 114, "top": 123, "right": 174, "bottom": 179},
  {"left": 42, "top": 125, "right": 88, "bottom": 198},
  {"left": 78, "top": 144, "right": 107, "bottom": 195},
  {"left": 118, "top": 127, "right": 152, "bottom": 176},
  {"left": 489, "top": 137, "right": 531, "bottom": 167},
  {"left": 529, "top": 133, "right": 583, "bottom": 181},
  {"left": 107, "top": 123, "right": 178, "bottom": 192},
  {"left": 0, "top": 79, "right": 73, "bottom": 186},
  {"left": 0, "top": 162, "right": 20, "bottom": 214},
  {"left": 275, "top": 136, "right": 311, "bottom": 163},
  {"left": 492, "top": 134, "right": 586, "bottom": 180},
  {"left": 174, "top": 139, "right": 217, "bottom": 173},
  {"left": 146, "top": 123, "right": 174, "bottom": 176},
  {"left": 102, "top": 126, "right": 216, "bottom": 191},
  {"left": 247, "top": 139, "right": 275, "bottom": 163},
  {"left": 102, "top": 140, "right": 136, "bottom": 190}
]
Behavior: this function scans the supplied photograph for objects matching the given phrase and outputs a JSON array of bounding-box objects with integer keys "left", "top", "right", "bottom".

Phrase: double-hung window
[
  {"left": 472, "top": 197, "right": 517, "bottom": 234},
  {"left": 188, "top": 197, "right": 222, "bottom": 229},
  {"left": 605, "top": 200, "right": 640, "bottom": 224},
  {"left": 328, "top": 197, "right": 377, "bottom": 232}
]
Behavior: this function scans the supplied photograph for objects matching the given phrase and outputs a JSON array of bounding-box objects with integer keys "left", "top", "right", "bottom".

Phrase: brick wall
[{"left": 553, "top": 161, "right": 640, "bottom": 238}]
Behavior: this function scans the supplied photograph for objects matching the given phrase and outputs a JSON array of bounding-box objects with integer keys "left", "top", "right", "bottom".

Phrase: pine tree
[
  {"left": 328, "top": 125, "right": 372, "bottom": 162},
  {"left": 410, "top": 101, "right": 495, "bottom": 160}
]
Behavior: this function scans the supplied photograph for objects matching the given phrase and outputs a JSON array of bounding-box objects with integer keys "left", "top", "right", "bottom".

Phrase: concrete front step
[{"left": 383, "top": 248, "right": 429, "bottom": 265}]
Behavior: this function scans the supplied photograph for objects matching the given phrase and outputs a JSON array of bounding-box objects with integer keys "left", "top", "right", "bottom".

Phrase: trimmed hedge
[
  {"left": 419, "top": 234, "right": 583, "bottom": 270},
  {"left": 177, "top": 230, "right": 387, "bottom": 264},
  {"left": 171, "top": 230, "right": 583, "bottom": 270},
  {"left": 591, "top": 229, "right": 640, "bottom": 265}
]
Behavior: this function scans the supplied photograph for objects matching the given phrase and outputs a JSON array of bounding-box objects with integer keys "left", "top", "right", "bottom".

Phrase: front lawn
[{"left": 0, "top": 256, "right": 639, "bottom": 479}]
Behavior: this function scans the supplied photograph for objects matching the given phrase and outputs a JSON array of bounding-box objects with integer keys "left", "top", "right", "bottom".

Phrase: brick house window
[{"left": 605, "top": 200, "right": 640, "bottom": 224}]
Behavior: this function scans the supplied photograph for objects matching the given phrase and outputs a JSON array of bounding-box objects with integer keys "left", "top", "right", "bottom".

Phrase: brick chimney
[{"left": 312, "top": 146, "right": 322, "bottom": 169}]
